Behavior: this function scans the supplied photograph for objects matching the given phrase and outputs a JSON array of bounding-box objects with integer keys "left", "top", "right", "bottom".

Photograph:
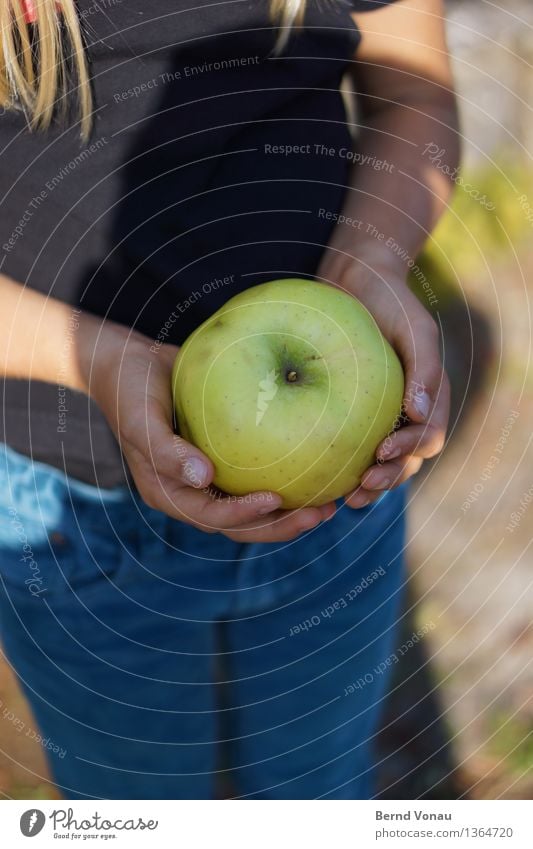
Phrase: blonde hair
[{"left": 0, "top": 0, "right": 307, "bottom": 140}]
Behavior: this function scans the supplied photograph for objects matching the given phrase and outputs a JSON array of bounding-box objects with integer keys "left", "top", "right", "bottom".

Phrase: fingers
[
  {"left": 222, "top": 502, "right": 337, "bottom": 543},
  {"left": 125, "top": 399, "right": 216, "bottom": 490},
  {"left": 171, "top": 487, "right": 335, "bottom": 537},
  {"left": 345, "top": 307, "right": 449, "bottom": 505},
  {"left": 393, "top": 313, "right": 449, "bottom": 428},
  {"left": 170, "top": 436, "right": 214, "bottom": 489},
  {"left": 345, "top": 319, "right": 448, "bottom": 512},
  {"left": 344, "top": 455, "right": 423, "bottom": 509},
  {"left": 377, "top": 422, "right": 446, "bottom": 463},
  {"left": 361, "top": 455, "right": 423, "bottom": 491},
  {"left": 139, "top": 464, "right": 337, "bottom": 537},
  {"left": 344, "top": 487, "right": 383, "bottom": 509},
  {"left": 155, "top": 482, "right": 285, "bottom": 530}
]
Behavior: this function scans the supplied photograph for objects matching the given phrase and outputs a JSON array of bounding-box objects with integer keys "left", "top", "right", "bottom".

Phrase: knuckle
[
  {"left": 399, "top": 461, "right": 421, "bottom": 484},
  {"left": 431, "top": 431, "right": 446, "bottom": 455}
]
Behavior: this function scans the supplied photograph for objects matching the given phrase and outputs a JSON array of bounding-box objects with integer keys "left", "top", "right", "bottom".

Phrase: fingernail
[
  {"left": 413, "top": 390, "right": 431, "bottom": 420},
  {"left": 385, "top": 448, "right": 402, "bottom": 460},
  {"left": 183, "top": 457, "right": 209, "bottom": 488},
  {"left": 379, "top": 446, "right": 401, "bottom": 461},
  {"left": 364, "top": 474, "right": 391, "bottom": 490}
]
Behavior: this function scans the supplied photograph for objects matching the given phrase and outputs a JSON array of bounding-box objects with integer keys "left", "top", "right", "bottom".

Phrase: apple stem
[{"left": 286, "top": 370, "right": 298, "bottom": 382}]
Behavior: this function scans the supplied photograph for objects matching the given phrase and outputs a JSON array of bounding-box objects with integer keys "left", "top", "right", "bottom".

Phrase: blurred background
[{"left": 1, "top": 0, "right": 532, "bottom": 800}]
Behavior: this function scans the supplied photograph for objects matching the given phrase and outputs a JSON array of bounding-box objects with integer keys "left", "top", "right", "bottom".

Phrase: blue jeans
[{"left": 0, "top": 444, "right": 407, "bottom": 800}]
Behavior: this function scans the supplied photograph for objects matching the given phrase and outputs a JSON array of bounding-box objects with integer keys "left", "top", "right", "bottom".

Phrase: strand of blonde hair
[{"left": 0, "top": 0, "right": 307, "bottom": 140}]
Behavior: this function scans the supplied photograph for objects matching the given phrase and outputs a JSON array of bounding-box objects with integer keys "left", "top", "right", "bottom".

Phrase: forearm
[
  {"left": 0, "top": 273, "right": 129, "bottom": 395},
  {"left": 326, "top": 91, "right": 460, "bottom": 281},
  {"left": 325, "top": 0, "right": 460, "bottom": 284}
]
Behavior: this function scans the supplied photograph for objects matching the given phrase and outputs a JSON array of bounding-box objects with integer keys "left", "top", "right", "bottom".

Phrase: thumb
[
  {"left": 170, "top": 434, "right": 214, "bottom": 489},
  {"left": 394, "top": 318, "right": 442, "bottom": 425},
  {"left": 134, "top": 402, "right": 215, "bottom": 489}
]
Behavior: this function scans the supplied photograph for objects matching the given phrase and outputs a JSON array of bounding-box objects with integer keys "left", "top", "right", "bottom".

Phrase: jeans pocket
[
  {"left": 0, "top": 444, "right": 137, "bottom": 599},
  {"left": 51, "top": 526, "right": 130, "bottom": 599}
]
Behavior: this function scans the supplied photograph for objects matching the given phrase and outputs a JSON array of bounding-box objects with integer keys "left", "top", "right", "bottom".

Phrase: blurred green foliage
[
  {"left": 409, "top": 160, "right": 533, "bottom": 306},
  {"left": 488, "top": 710, "right": 533, "bottom": 775}
]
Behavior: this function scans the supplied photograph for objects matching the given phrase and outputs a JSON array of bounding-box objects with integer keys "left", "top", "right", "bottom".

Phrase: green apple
[{"left": 171, "top": 278, "right": 404, "bottom": 508}]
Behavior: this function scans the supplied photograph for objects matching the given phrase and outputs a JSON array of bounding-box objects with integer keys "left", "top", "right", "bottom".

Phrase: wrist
[
  {"left": 321, "top": 248, "right": 408, "bottom": 298},
  {"left": 320, "top": 233, "right": 413, "bottom": 288},
  {"left": 77, "top": 313, "right": 144, "bottom": 401},
  {"left": 349, "top": 257, "right": 408, "bottom": 291}
]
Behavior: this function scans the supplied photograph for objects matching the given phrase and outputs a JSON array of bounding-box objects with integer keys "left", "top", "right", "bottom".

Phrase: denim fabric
[{"left": 0, "top": 443, "right": 407, "bottom": 799}]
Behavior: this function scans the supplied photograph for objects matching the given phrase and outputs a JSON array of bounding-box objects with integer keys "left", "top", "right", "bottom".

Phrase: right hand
[{"left": 80, "top": 318, "right": 336, "bottom": 543}]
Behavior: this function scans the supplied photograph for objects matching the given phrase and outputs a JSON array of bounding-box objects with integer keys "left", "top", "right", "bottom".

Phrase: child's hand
[
  {"left": 81, "top": 319, "right": 335, "bottom": 541},
  {"left": 317, "top": 256, "right": 450, "bottom": 509}
]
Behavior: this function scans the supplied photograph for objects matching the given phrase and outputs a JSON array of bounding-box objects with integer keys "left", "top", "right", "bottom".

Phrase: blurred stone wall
[{"left": 446, "top": 0, "right": 533, "bottom": 167}]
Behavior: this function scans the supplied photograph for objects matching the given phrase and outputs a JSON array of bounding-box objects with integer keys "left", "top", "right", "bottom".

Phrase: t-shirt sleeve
[{"left": 348, "top": 0, "right": 399, "bottom": 10}]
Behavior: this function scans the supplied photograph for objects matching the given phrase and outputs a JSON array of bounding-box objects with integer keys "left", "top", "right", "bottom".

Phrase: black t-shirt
[{"left": 0, "top": 0, "right": 396, "bottom": 486}]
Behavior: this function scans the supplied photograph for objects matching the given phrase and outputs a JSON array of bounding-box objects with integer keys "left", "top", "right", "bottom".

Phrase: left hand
[{"left": 316, "top": 253, "right": 450, "bottom": 508}]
